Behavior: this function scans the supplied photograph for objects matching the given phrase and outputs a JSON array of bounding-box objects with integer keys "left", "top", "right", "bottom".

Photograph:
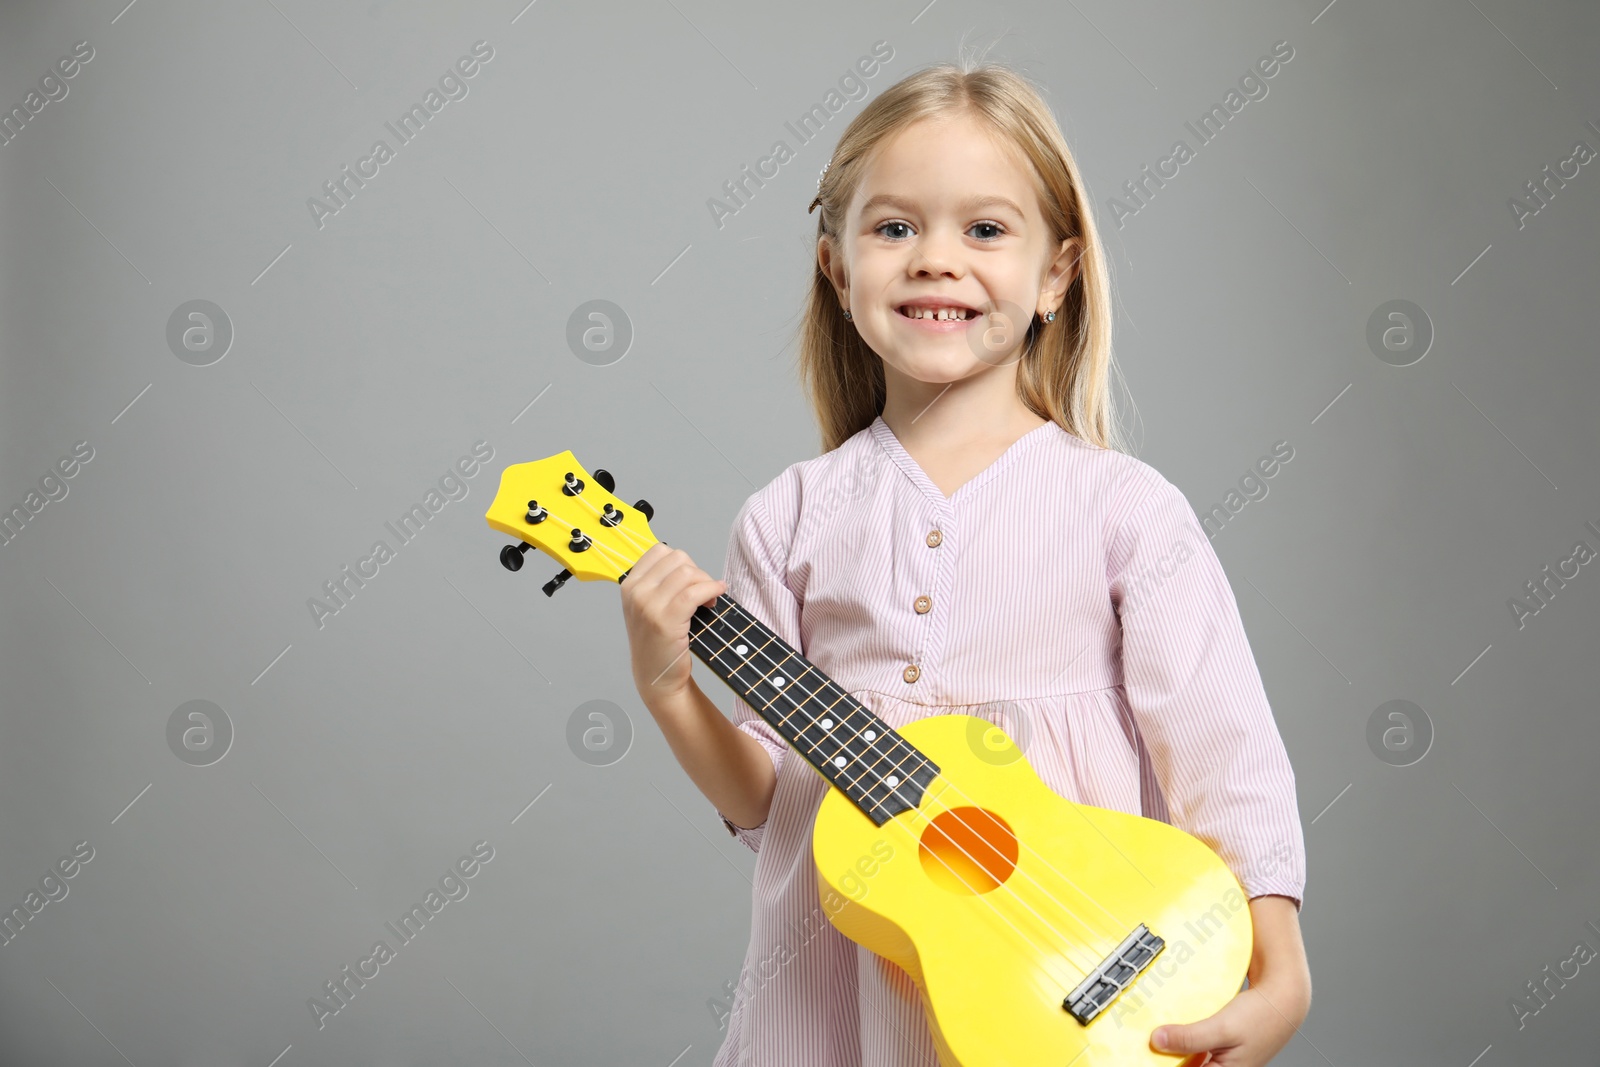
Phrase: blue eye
[{"left": 873, "top": 220, "right": 1006, "bottom": 241}]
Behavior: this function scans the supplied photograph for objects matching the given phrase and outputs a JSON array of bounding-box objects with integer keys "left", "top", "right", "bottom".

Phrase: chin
[{"left": 884, "top": 348, "right": 989, "bottom": 384}]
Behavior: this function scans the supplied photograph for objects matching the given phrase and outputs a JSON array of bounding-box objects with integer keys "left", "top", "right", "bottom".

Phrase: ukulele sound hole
[{"left": 917, "top": 806, "right": 1018, "bottom": 895}]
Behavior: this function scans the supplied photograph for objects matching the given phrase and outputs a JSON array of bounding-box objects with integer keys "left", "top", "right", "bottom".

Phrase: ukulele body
[{"left": 812, "top": 713, "right": 1252, "bottom": 1066}]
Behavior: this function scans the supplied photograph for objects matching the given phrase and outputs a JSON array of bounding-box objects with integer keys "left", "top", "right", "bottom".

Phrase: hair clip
[{"left": 808, "top": 159, "right": 832, "bottom": 213}]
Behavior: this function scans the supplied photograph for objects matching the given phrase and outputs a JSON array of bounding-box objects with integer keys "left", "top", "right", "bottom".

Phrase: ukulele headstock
[{"left": 485, "top": 451, "right": 658, "bottom": 594}]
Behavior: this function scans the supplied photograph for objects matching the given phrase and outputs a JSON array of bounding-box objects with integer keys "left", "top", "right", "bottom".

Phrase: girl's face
[{"left": 819, "top": 111, "right": 1083, "bottom": 385}]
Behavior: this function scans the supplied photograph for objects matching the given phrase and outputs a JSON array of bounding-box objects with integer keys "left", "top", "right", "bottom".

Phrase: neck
[
  {"left": 879, "top": 361, "right": 1041, "bottom": 455},
  {"left": 686, "top": 593, "right": 938, "bottom": 826}
]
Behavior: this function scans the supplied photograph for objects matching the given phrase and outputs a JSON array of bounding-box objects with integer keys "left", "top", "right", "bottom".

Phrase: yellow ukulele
[{"left": 487, "top": 451, "right": 1252, "bottom": 1066}]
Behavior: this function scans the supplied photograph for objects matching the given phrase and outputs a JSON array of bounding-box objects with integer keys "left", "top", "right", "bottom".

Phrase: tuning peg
[
  {"left": 524, "top": 500, "right": 548, "bottom": 524},
  {"left": 500, "top": 543, "right": 532, "bottom": 572},
  {"left": 561, "top": 471, "right": 585, "bottom": 496},
  {"left": 592, "top": 468, "right": 616, "bottom": 492},
  {"left": 633, "top": 498, "right": 654, "bottom": 521},
  {"left": 543, "top": 568, "right": 573, "bottom": 597}
]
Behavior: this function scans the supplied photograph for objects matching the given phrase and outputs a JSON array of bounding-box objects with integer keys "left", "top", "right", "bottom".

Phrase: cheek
[{"left": 846, "top": 247, "right": 895, "bottom": 287}]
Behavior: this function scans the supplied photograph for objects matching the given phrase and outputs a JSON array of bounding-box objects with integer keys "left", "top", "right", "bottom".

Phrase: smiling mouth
[{"left": 896, "top": 306, "right": 979, "bottom": 321}]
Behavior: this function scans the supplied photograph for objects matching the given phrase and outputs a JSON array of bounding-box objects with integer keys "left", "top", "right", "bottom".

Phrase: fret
[{"left": 688, "top": 594, "right": 939, "bottom": 827}]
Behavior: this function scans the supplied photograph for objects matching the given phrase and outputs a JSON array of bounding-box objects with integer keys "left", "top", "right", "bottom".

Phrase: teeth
[{"left": 902, "top": 306, "right": 972, "bottom": 320}]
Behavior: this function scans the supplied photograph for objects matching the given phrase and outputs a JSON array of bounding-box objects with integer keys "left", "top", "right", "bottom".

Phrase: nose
[{"left": 908, "top": 227, "right": 965, "bottom": 279}]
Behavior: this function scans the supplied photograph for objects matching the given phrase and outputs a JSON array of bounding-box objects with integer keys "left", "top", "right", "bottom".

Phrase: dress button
[
  {"left": 914, "top": 595, "right": 932, "bottom": 614},
  {"left": 925, "top": 529, "right": 943, "bottom": 547},
  {"left": 902, "top": 664, "right": 921, "bottom": 683}
]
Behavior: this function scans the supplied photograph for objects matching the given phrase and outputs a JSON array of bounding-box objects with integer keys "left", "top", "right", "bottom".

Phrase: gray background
[{"left": 1, "top": 0, "right": 1597, "bottom": 1064}]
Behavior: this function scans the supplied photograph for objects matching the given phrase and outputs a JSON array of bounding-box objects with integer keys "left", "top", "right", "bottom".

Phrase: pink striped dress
[{"left": 709, "top": 414, "right": 1306, "bottom": 1066}]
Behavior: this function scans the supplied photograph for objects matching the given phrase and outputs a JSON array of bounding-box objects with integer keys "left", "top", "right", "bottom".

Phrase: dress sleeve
[
  {"left": 1107, "top": 473, "right": 1308, "bottom": 911},
  {"left": 713, "top": 481, "right": 803, "bottom": 854}
]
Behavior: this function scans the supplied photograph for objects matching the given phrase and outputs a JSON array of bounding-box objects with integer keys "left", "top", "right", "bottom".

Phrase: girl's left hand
[
  {"left": 1149, "top": 892, "right": 1312, "bottom": 1065},
  {"left": 1149, "top": 975, "right": 1311, "bottom": 1066}
]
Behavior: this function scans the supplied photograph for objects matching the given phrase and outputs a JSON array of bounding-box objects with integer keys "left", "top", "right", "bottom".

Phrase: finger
[
  {"left": 649, "top": 560, "right": 711, "bottom": 607},
  {"left": 666, "top": 576, "right": 724, "bottom": 614},
  {"left": 631, "top": 549, "right": 695, "bottom": 597},
  {"left": 677, "top": 577, "right": 727, "bottom": 609},
  {"left": 1152, "top": 1018, "right": 1228, "bottom": 1057},
  {"left": 628, "top": 543, "right": 678, "bottom": 584}
]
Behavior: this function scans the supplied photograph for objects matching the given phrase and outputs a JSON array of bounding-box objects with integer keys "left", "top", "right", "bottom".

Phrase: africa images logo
[
  {"left": 307, "top": 440, "right": 494, "bottom": 629},
  {"left": 306, "top": 40, "right": 495, "bottom": 230}
]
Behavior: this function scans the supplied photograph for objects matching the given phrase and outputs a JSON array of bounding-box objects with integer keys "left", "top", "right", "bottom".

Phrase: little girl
[{"left": 621, "top": 61, "right": 1311, "bottom": 1067}]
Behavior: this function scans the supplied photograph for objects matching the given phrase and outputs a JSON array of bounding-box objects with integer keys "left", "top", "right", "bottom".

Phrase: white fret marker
[
  {"left": 735, "top": 643, "right": 748, "bottom": 655},
  {"left": 863, "top": 729, "right": 876, "bottom": 741},
  {"left": 833, "top": 756, "right": 847, "bottom": 768},
  {"left": 886, "top": 775, "right": 900, "bottom": 787},
  {"left": 772, "top": 675, "right": 786, "bottom": 687},
  {"left": 819, "top": 717, "right": 833, "bottom": 729}
]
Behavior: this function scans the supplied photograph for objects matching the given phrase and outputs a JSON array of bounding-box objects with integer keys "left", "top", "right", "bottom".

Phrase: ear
[
  {"left": 1041, "top": 236, "right": 1084, "bottom": 310},
  {"left": 817, "top": 234, "right": 849, "bottom": 302}
]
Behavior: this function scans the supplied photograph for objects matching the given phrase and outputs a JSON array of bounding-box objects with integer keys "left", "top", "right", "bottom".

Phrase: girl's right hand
[{"left": 619, "top": 543, "right": 727, "bottom": 709}]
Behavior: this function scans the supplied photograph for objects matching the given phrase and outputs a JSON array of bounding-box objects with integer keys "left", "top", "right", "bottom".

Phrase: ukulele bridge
[{"left": 1061, "top": 923, "right": 1165, "bottom": 1025}]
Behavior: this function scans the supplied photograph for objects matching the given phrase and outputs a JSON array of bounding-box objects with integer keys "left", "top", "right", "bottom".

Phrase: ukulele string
[
  {"left": 546, "top": 495, "right": 1136, "bottom": 977},
  {"left": 678, "top": 550, "right": 1139, "bottom": 940},
  {"left": 702, "top": 591, "right": 1137, "bottom": 939},
  {"left": 691, "top": 601, "right": 1139, "bottom": 979},
  {"left": 683, "top": 638, "right": 1109, "bottom": 992},
  {"left": 682, "top": 621, "right": 1104, "bottom": 973},
  {"left": 819, "top": 657, "right": 1138, "bottom": 934},
  {"left": 693, "top": 600, "right": 1133, "bottom": 972}
]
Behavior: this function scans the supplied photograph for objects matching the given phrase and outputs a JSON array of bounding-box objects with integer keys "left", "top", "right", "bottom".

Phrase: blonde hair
[{"left": 800, "top": 60, "right": 1127, "bottom": 455}]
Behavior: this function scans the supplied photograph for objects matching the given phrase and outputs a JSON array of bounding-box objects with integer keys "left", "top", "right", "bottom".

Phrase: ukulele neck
[{"left": 687, "top": 594, "right": 939, "bottom": 826}]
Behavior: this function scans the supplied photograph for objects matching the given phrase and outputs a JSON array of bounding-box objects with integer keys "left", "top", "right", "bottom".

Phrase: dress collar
[{"left": 867, "top": 414, "right": 1058, "bottom": 508}]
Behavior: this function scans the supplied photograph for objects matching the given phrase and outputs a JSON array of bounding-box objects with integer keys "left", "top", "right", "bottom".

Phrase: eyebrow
[{"left": 857, "top": 193, "right": 1028, "bottom": 219}]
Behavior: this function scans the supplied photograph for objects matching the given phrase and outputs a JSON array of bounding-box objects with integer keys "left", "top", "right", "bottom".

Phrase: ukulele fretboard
[{"left": 687, "top": 594, "right": 939, "bottom": 826}]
